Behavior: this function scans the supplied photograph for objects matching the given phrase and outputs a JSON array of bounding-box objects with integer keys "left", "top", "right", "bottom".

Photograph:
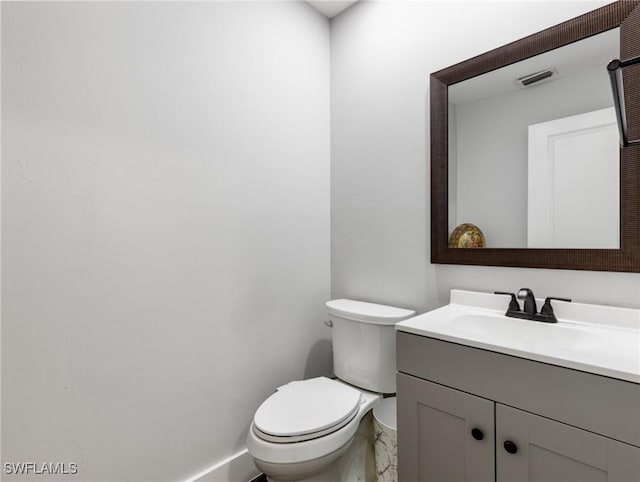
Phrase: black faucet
[
  {"left": 495, "top": 289, "right": 571, "bottom": 323},
  {"left": 518, "top": 288, "right": 537, "bottom": 315}
]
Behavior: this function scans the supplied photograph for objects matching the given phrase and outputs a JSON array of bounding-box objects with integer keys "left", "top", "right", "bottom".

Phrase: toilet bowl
[
  {"left": 247, "top": 378, "right": 381, "bottom": 481},
  {"left": 247, "top": 300, "right": 415, "bottom": 482}
]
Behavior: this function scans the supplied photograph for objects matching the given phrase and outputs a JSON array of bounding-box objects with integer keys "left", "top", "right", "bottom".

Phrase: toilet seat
[{"left": 253, "top": 377, "right": 362, "bottom": 443}]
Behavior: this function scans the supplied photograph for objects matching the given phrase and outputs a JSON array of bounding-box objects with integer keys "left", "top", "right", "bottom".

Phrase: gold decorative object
[{"left": 448, "top": 223, "right": 486, "bottom": 248}]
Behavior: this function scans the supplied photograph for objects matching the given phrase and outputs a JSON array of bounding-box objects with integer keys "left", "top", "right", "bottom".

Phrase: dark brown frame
[{"left": 431, "top": 1, "right": 640, "bottom": 272}]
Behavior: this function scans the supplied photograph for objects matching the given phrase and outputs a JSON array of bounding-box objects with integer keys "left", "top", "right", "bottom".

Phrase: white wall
[
  {"left": 331, "top": 0, "right": 640, "bottom": 311},
  {"left": 1, "top": 2, "right": 331, "bottom": 481}
]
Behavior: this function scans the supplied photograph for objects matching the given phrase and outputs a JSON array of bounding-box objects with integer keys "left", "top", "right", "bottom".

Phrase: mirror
[
  {"left": 448, "top": 29, "right": 619, "bottom": 249},
  {"left": 431, "top": 2, "right": 640, "bottom": 271}
]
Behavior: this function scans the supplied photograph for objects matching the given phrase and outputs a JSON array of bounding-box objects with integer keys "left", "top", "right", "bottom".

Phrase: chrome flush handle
[{"left": 324, "top": 320, "right": 333, "bottom": 328}]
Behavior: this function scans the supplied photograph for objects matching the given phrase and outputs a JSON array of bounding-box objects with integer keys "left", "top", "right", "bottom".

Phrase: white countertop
[{"left": 396, "top": 290, "right": 640, "bottom": 384}]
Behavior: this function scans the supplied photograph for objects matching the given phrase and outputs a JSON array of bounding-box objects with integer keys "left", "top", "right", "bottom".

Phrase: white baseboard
[{"left": 184, "top": 449, "right": 260, "bottom": 482}]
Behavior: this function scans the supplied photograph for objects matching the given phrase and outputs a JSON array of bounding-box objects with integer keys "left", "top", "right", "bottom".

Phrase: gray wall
[
  {"left": 331, "top": 0, "right": 640, "bottom": 312},
  {"left": 2, "top": 2, "right": 331, "bottom": 481}
]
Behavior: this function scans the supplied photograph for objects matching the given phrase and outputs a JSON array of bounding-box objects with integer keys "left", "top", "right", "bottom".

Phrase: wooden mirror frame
[{"left": 431, "top": 1, "right": 640, "bottom": 272}]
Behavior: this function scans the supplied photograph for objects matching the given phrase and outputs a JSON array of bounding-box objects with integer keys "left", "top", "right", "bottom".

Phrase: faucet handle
[
  {"left": 495, "top": 291, "right": 521, "bottom": 312},
  {"left": 541, "top": 297, "right": 572, "bottom": 316}
]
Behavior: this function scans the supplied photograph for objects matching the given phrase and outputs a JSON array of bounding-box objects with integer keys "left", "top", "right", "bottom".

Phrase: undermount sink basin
[
  {"left": 396, "top": 289, "right": 640, "bottom": 383},
  {"left": 451, "top": 314, "right": 598, "bottom": 351}
]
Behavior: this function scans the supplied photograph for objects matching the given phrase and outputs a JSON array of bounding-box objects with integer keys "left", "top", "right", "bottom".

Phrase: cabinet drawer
[{"left": 397, "top": 332, "right": 640, "bottom": 447}]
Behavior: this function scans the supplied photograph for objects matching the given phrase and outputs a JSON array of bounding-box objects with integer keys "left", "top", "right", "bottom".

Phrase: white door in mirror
[{"left": 527, "top": 107, "right": 619, "bottom": 248}]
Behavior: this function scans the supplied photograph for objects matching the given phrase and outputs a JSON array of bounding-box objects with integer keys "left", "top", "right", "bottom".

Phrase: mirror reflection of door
[
  {"left": 527, "top": 108, "right": 620, "bottom": 248},
  {"left": 527, "top": 108, "right": 619, "bottom": 249}
]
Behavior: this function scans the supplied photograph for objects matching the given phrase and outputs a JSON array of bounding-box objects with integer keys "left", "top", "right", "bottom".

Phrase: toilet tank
[{"left": 326, "top": 299, "right": 415, "bottom": 394}]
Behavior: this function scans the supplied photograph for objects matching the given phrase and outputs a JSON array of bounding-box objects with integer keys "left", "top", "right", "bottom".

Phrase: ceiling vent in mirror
[{"left": 516, "top": 68, "right": 558, "bottom": 87}]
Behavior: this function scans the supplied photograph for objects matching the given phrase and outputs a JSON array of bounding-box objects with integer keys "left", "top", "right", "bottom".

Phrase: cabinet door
[
  {"left": 497, "top": 404, "right": 640, "bottom": 482},
  {"left": 397, "top": 373, "right": 494, "bottom": 482}
]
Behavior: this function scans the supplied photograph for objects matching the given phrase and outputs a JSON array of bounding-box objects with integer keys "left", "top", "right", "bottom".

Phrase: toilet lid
[{"left": 253, "top": 377, "right": 362, "bottom": 442}]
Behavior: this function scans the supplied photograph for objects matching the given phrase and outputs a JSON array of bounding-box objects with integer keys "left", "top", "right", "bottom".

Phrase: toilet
[{"left": 247, "top": 299, "right": 415, "bottom": 482}]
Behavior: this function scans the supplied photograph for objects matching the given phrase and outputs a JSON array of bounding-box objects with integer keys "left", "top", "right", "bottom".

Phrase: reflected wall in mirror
[
  {"left": 448, "top": 29, "right": 619, "bottom": 249},
  {"left": 431, "top": 1, "right": 640, "bottom": 272}
]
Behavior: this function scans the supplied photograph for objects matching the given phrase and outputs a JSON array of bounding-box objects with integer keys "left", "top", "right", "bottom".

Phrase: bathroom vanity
[
  {"left": 403, "top": 1, "right": 640, "bottom": 478},
  {"left": 395, "top": 290, "right": 640, "bottom": 482}
]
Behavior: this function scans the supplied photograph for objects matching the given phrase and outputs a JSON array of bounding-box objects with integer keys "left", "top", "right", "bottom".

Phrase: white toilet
[{"left": 247, "top": 299, "right": 415, "bottom": 482}]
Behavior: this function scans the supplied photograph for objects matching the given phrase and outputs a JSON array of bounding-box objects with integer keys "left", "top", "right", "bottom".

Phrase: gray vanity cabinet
[{"left": 397, "top": 332, "right": 640, "bottom": 482}]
